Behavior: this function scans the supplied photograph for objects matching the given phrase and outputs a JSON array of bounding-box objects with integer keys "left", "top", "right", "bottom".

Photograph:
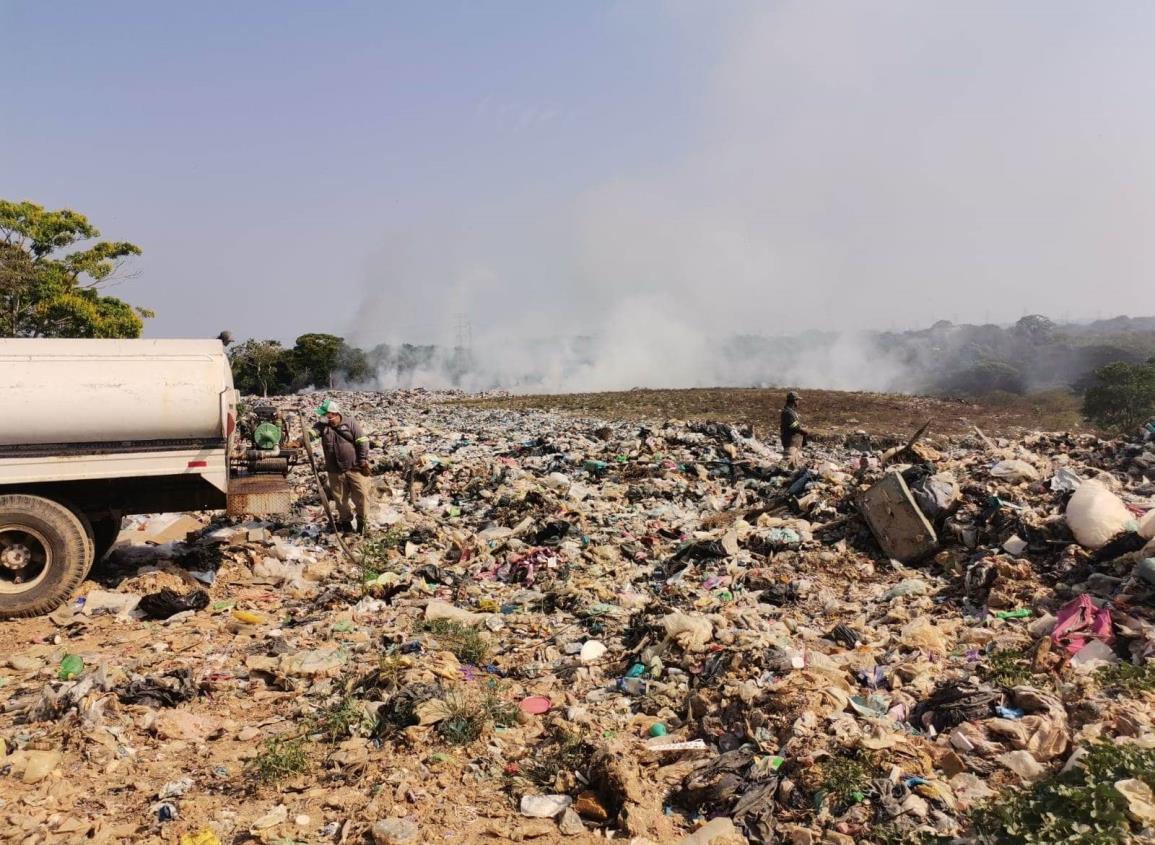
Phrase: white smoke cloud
[{"left": 350, "top": 2, "right": 1155, "bottom": 393}]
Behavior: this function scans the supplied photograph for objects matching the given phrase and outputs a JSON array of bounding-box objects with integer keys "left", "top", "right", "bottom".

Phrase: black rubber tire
[
  {"left": 62, "top": 504, "right": 96, "bottom": 576},
  {"left": 90, "top": 515, "right": 122, "bottom": 567},
  {"left": 0, "top": 494, "right": 91, "bottom": 619}
]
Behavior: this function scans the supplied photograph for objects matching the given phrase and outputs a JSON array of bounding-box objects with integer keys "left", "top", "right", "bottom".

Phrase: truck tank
[{"left": 0, "top": 339, "right": 234, "bottom": 445}]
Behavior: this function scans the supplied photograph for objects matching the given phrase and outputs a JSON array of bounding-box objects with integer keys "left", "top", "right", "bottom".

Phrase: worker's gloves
[{"left": 359, "top": 462, "right": 371, "bottom": 476}]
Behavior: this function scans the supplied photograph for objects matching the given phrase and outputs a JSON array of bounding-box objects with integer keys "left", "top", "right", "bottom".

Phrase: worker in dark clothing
[
  {"left": 310, "top": 398, "right": 373, "bottom": 534},
  {"left": 779, "top": 391, "right": 807, "bottom": 468}
]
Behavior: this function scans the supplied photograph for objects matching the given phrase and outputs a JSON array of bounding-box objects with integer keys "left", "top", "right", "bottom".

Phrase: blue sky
[
  {"left": 2, "top": 2, "right": 720, "bottom": 342},
  {"left": 3, "top": 2, "right": 1154, "bottom": 370}
]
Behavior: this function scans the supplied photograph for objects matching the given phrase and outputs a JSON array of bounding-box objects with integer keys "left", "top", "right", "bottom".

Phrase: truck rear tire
[
  {"left": 63, "top": 504, "right": 96, "bottom": 577},
  {"left": 0, "top": 494, "right": 91, "bottom": 619},
  {"left": 90, "top": 515, "right": 122, "bottom": 566}
]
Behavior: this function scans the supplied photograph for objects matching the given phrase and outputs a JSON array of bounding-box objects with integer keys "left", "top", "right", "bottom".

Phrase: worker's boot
[{"left": 334, "top": 519, "right": 354, "bottom": 534}]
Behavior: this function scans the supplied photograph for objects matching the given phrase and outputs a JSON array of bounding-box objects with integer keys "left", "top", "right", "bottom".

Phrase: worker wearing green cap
[{"left": 310, "top": 399, "right": 373, "bottom": 533}]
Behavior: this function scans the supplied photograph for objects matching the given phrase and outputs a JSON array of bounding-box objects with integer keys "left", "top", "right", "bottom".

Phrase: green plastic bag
[{"left": 58, "top": 654, "right": 83, "bottom": 680}]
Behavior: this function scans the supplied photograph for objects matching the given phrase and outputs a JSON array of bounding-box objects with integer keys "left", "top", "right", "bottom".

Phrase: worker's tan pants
[
  {"left": 328, "top": 470, "right": 373, "bottom": 526},
  {"left": 785, "top": 434, "right": 804, "bottom": 469}
]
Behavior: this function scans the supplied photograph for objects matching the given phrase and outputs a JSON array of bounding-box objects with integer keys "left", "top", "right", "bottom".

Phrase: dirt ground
[{"left": 457, "top": 387, "right": 1089, "bottom": 443}]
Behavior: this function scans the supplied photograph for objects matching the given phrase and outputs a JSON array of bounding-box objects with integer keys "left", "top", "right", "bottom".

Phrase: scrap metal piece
[
  {"left": 227, "top": 475, "right": 292, "bottom": 517},
  {"left": 859, "top": 471, "right": 938, "bottom": 563}
]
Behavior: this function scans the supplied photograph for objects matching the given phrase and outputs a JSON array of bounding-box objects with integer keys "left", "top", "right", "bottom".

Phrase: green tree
[
  {"left": 230, "top": 339, "right": 292, "bottom": 396},
  {"left": 291, "top": 333, "right": 372, "bottom": 388},
  {"left": 292, "top": 333, "right": 345, "bottom": 388},
  {"left": 939, "top": 360, "right": 1027, "bottom": 395},
  {"left": 1082, "top": 360, "right": 1155, "bottom": 434},
  {"left": 1013, "top": 314, "right": 1057, "bottom": 344},
  {"left": 0, "top": 200, "right": 151, "bottom": 337},
  {"left": 336, "top": 342, "right": 370, "bottom": 384}
]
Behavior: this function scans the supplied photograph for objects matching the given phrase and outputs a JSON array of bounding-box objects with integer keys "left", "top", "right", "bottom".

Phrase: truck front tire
[{"left": 0, "top": 494, "right": 91, "bottom": 619}]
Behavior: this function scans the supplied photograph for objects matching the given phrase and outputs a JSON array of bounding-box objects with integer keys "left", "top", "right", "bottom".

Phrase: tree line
[
  {"left": 228, "top": 337, "right": 476, "bottom": 395},
  {"left": 228, "top": 335, "right": 369, "bottom": 395}
]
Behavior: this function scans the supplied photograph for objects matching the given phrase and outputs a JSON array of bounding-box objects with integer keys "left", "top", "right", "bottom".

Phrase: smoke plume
[{"left": 349, "top": 2, "right": 1155, "bottom": 393}]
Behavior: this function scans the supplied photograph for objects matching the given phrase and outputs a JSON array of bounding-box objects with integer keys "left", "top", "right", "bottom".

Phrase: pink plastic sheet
[{"left": 1051, "top": 594, "right": 1114, "bottom": 656}]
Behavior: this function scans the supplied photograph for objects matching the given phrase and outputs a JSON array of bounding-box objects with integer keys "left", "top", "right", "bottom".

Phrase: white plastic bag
[
  {"left": 990, "top": 459, "right": 1041, "bottom": 483},
  {"left": 662, "top": 612, "right": 714, "bottom": 650},
  {"left": 1138, "top": 508, "right": 1155, "bottom": 541},
  {"left": 1065, "top": 480, "right": 1133, "bottom": 550}
]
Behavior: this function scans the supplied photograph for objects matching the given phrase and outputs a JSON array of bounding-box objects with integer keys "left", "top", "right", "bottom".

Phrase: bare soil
[{"left": 457, "top": 387, "right": 1089, "bottom": 444}]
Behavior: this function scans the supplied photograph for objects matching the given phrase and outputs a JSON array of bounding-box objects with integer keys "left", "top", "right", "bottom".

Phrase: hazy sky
[{"left": 3, "top": 1, "right": 1154, "bottom": 352}]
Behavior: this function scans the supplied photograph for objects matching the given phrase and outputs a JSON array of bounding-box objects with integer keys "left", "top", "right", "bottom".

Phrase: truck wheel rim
[{"left": 0, "top": 525, "right": 51, "bottom": 594}]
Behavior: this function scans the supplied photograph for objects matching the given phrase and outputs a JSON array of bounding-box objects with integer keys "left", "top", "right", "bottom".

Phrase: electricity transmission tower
[{"left": 454, "top": 314, "right": 473, "bottom": 351}]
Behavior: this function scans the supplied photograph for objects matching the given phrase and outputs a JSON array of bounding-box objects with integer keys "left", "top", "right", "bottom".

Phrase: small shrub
[
  {"left": 316, "top": 695, "right": 372, "bottom": 743},
  {"left": 422, "top": 619, "right": 490, "bottom": 666},
  {"left": 437, "top": 691, "right": 488, "bottom": 745},
  {"left": 248, "top": 735, "right": 310, "bottom": 784},
  {"left": 968, "top": 740, "right": 1155, "bottom": 845},
  {"left": 1082, "top": 359, "right": 1155, "bottom": 434},
  {"left": 817, "top": 754, "right": 878, "bottom": 812},
  {"left": 359, "top": 526, "right": 406, "bottom": 584}
]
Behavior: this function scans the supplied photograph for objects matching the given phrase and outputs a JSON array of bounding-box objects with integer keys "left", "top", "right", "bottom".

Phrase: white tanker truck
[{"left": 0, "top": 338, "right": 295, "bottom": 619}]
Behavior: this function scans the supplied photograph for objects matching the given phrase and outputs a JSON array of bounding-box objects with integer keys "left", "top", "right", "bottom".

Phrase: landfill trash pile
[{"left": 2, "top": 389, "right": 1155, "bottom": 845}]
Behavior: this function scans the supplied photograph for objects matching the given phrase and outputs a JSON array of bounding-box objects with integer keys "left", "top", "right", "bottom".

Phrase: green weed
[
  {"left": 520, "top": 727, "right": 590, "bottom": 791},
  {"left": 437, "top": 691, "right": 489, "bottom": 746},
  {"left": 1095, "top": 660, "right": 1155, "bottom": 695},
  {"left": 248, "top": 735, "right": 310, "bottom": 785},
  {"left": 817, "top": 754, "right": 879, "bottom": 812},
  {"left": 968, "top": 740, "right": 1155, "bottom": 845},
  {"left": 422, "top": 619, "right": 490, "bottom": 666},
  {"left": 316, "top": 694, "right": 373, "bottom": 743},
  {"left": 979, "top": 649, "right": 1051, "bottom": 690},
  {"left": 483, "top": 682, "right": 520, "bottom": 729},
  {"left": 436, "top": 683, "right": 517, "bottom": 746},
  {"left": 359, "top": 526, "right": 406, "bottom": 584}
]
